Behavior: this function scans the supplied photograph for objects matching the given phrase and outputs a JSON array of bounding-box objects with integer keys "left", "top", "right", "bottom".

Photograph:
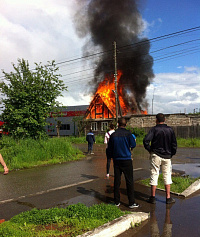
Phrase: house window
[
  {"left": 60, "top": 124, "right": 70, "bottom": 130},
  {"left": 101, "top": 122, "right": 108, "bottom": 131},
  {"left": 91, "top": 122, "right": 97, "bottom": 131}
]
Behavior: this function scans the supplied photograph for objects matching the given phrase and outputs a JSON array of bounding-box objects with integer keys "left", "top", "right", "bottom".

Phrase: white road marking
[
  {"left": 0, "top": 179, "right": 95, "bottom": 205},
  {"left": 134, "top": 168, "right": 143, "bottom": 171},
  {"left": 0, "top": 168, "right": 144, "bottom": 204}
]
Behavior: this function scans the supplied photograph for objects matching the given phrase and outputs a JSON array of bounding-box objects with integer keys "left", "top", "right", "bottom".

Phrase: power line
[
  {"left": 61, "top": 47, "right": 200, "bottom": 85},
  {"left": 117, "top": 26, "right": 200, "bottom": 51},
  {"left": 52, "top": 26, "right": 200, "bottom": 67},
  {"left": 60, "top": 41, "right": 200, "bottom": 79},
  {"left": 57, "top": 28, "right": 200, "bottom": 73},
  {"left": 0, "top": 26, "right": 200, "bottom": 81},
  {"left": 60, "top": 44, "right": 200, "bottom": 83},
  {"left": 56, "top": 49, "right": 113, "bottom": 66}
]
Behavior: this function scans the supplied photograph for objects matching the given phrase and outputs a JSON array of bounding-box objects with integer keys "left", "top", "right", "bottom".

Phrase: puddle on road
[{"left": 173, "top": 163, "right": 200, "bottom": 178}]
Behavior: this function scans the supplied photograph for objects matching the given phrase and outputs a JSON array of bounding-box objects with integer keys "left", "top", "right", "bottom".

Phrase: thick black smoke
[{"left": 74, "top": 0, "right": 154, "bottom": 112}]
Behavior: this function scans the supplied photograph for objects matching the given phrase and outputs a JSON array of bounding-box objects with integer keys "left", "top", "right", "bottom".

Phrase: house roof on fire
[{"left": 85, "top": 93, "right": 117, "bottom": 118}]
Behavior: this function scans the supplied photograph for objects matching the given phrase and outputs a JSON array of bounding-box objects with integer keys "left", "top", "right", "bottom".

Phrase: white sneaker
[
  {"left": 129, "top": 203, "right": 139, "bottom": 208},
  {"left": 106, "top": 174, "right": 109, "bottom": 178}
]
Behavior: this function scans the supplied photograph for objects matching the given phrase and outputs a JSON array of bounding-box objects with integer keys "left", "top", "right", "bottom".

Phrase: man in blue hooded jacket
[
  {"left": 86, "top": 129, "right": 95, "bottom": 154},
  {"left": 107, "top": 118, "right": 139, "bottom": 208}
]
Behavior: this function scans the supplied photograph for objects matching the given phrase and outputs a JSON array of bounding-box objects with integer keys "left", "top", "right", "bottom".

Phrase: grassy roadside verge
[
  {"left": 0, "top": 136, "right": 200, "bottom": 172},
  {"left": 0, "top": 203, "right": 130, "bottom": 237},
  {"left": 138, "top": 174, "right": 200, "bottom": 193},
  {"left": 64, "top": 135, "right": 200, "bottom": 148},
  {"left": 138, "top": 137, "right": 200, "bottom": 147},
  {"left": 0, "top": 136, "right": 84, "bottom": 172}
]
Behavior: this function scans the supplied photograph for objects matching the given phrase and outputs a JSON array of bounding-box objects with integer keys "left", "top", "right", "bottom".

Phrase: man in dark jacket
[
  {"left": 143, "top": 113, "right": 177, "bottom": 204},
  {"left": 107, "top": 118, "right": 139, "bottom": 208},
  {"left": 86, "top": 129, "right": 95, "bottom": 154}
]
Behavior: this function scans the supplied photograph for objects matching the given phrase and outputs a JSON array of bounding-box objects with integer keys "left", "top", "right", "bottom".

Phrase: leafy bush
[
  {"left": 0, "top": 59, "right": 67, "bottom": 139},
  {"left": 126, "top": 126, "right": 146, "bottom": 138}
]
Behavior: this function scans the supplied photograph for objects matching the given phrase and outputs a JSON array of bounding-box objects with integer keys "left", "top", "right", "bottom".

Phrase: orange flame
[
  {"left": 96, "top": 71, "right": 127, "bottom": 114},
  {"left": 85, "top": 71, "right": 147, "bottom": 119}
]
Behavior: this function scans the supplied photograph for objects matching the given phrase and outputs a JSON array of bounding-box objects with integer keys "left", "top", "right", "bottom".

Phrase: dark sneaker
[
  {"left": 115, "top": 203, "right": 120, "bottom": 207},
  {"left": 166, "top": 197, "right": 176, "bottom": 204},
  {"left": 147, "top": 196, "right": 156, "bottom": 204},
  {"left": 129, "top": 203, "right": 139, "bottom": 208}
]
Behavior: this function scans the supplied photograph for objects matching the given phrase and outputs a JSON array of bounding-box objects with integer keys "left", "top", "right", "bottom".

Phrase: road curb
[
  {"left": 78, "top": 212, "right": 149, "bottom": 237},
  {"left": 138, "top": 178, "right": 200, "bottom": 198},
  {"left": 180, "top": 179, "right": 200, "bottom": 197}
]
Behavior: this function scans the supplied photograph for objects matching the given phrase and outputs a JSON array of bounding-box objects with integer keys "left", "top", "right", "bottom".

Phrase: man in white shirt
[{"left": 104, "top": 124, "right": 115, "bottom": 178}]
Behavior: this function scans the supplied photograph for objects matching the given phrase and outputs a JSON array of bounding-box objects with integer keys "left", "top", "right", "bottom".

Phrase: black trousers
[
  {"left": 106, "top": 148, "right": 112, "bottom": 174},
  {"left": 114, "top": 159, "right": 135, "bottom": 206},
  {"left": 87, "top": 142, "right": 93, "bottom": 153}
]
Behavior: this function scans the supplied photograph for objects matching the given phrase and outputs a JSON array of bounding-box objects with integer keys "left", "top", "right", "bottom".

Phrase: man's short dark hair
[
  {"left": 118, "top": 118, "right": 127, "bottom": 127},
  {"left": 109, "top": 124, "right": 115, "bottom": 129},
  {"left": 156, "top": 113, "right": 165, "bottom": 123}
]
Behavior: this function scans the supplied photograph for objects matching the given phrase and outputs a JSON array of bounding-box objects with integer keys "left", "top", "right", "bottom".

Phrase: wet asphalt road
[{"left": 0, "top": 144, "right": 200, "bottom": 236}]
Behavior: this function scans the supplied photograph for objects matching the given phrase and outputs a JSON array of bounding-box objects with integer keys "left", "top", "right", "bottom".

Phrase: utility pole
[
  {"left": 114, "top": 41, "right": 118, "bottom": 123},
  {"left": 152, "top": 88, "right": 155, "bottom": 114}
]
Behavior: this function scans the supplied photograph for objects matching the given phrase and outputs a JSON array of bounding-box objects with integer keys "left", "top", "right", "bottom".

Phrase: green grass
[
  {"left": 132, "top": 136, "right": 200, "bottom": 147},
  {"left": 65, "top": 135, "right": 200, "bottom": 148},
  {"left": 0, "top": 203, "right": 130, "bottom": 237},
  {"left": 176, "top": 137, "right": 200, "bottom": 147},
  {"left": 65, "top": 135, "right": 104, "bottom": 144},
  {"left": 139, "top": 174, "right": 200, "bottom": 193},
  {"left": 0, "top": 136, "right": 84, "bottom": 171},
  {"left": 0, "top": 135, "right": 200, "bottom": 172},
  {"left": 135, "top": 137, "right": 200, "bottom": 147}
]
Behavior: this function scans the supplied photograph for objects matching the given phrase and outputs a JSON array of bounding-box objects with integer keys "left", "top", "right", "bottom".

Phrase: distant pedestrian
[
  {"left": 0, "top": 153, "right": 9, "bottom": 175},
  {"left": 143, "top": 113, "right": 177, "bottom": 204},
  {"left": 86, "top": 129, "right": 95, "bottom": 154},
  {"left": 104, "top": 124, "right": 115, "bottom": 178},
  {"left": 107, "top": 118, "right": 139, "bottom": 208}
]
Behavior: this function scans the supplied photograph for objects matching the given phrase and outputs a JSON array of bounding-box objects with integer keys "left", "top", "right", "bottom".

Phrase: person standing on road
[
  {"left": 104, "top": 123, "right": 115, "bottom": 178},
  {"left": 143, "top": 113, "right": 177, "bottom": 204},
  {"left": 0, "top": 153, "right": 9, "bottom": 175},
  {"left": 86, "top": 129, "right": 95, "bottom": 154},
  {"left": 107, "top": 118, "right": 139, "bottom": 208}
]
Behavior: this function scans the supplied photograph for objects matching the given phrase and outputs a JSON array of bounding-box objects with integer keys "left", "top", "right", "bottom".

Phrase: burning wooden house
[{"left": 85, "top": 71, "right": 147, "bottom": 121}]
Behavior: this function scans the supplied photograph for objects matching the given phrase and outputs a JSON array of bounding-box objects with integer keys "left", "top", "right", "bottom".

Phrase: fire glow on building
[
  {"left": 85, "top": 70, "right": 147, "bottom": 119},
  {"left": 74, "top": 0, "right": 155, "bottom": 119}
]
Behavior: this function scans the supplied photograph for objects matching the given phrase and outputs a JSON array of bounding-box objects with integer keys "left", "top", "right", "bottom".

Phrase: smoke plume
[{"left": 73, "top": 0, "right": 154, "bottom": 112}]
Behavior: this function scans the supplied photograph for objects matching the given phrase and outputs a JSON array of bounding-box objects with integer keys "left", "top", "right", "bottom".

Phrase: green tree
[
  {"left": 0, "top": 59, "right": 67, "bottom": 139},
  {"left": 72, "top": 116, "right": 85, "bottom": 136}
]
